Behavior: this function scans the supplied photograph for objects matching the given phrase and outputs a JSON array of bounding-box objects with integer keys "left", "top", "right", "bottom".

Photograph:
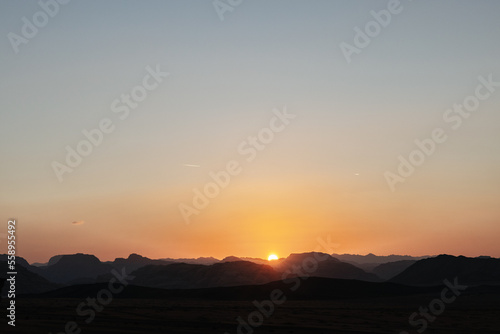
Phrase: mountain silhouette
[
  {"left": 0, "top": 254, "right": 31, "bottom": 268},
  {"left": 7, "top": 252, "right": 499, "bottom": 296},
  {"left": 276, "top": 252, "right": 380, "bottom": 281},
  {"left": 0, "top": 261, "right": 60, "bottom": 296},
  {"left": 110, "top": 253, "right": 173, "bottom": 273},
  {"left": 390, "top": 255, "right": 500, "bottom": 286},
  {"left": 331, "top": 253, "right": 429, "bottom": 264},
  {"left": 47, "top": 254, "right": 64, "bottom": 266},
  {"left": 239, "top": 257, "right": 271, "bottom": 265},
  {"left": 2, "top": 252, "right": 384, "bottom": 290},
  {"left": 220, "top": 256, "right": 243, "bottom": 262},
  {"left": 131, "top": 260, "right": 281, "bottom": 289},
  {"left": 220, "top": 256, "right": 270, "bottom": 265},
  {"left": 36, "top": 253, "right": 114, "bottom": 284},
  {"left": 331, "top": 253, "right": 430, "bottom": 272}
]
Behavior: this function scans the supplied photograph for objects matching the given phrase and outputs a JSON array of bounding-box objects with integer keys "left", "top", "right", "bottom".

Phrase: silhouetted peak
[
  {"left": 286, "top": 252, "right": 334, "bottom": 261},
  {"left": 53, "top": 253, "right": 101, "bottom": 266},
  {"left": 127, "top": 253, "right": 147, "bottom": 261}
]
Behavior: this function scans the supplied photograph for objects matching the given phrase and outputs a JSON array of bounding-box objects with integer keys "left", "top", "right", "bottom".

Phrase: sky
[{"left": 1, "top": 0, "right": 499, "bottom": 263}]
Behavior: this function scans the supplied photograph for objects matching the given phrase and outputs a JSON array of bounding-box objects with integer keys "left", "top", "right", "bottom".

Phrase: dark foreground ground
[{"left": 2, "top": 292, "right": 500, "bottom": 334}]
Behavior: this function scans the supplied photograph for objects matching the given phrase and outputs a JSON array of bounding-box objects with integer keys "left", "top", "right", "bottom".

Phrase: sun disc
[{"left": 268, "top": 254, "right": 278, "bottom": 261}]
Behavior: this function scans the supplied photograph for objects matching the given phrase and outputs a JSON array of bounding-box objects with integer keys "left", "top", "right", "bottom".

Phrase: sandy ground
[{"left": 2, "top": 293, "right": 500, "bottom": 334}]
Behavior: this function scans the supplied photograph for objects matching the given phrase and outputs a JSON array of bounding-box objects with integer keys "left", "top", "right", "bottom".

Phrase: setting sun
[{"left": 268, "top": 254, "right": 279, "bottom": 261}]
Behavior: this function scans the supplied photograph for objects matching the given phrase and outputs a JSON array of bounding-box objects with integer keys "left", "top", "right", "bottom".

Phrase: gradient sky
[{"left": 1, "top": 0, "right": 499, "bottom": 263}]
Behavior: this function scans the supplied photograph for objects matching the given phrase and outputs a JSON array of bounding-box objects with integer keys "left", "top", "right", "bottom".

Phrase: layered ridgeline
[
  {"left": 331, "top": 253, "right": 429, "bottom": 272},
  {"left": 1, "top": 253, "right": 499, "bottom": 296},
  {"left": 2, "top": 252, "right": 378, "bottom": 294}
]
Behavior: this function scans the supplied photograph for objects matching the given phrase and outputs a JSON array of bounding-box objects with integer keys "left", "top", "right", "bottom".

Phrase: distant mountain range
[
  {"left": 130, "top": 252, "right": 380, "bottom": 290},
  {"left": 331, "top": 253, "right": 430, "bottom": 272},
  {"left": 331, "top": 253, "right": 430, "bottom": 264},
  {"left": 275, "top": 252, "right": 380, "bottom": 281},
  {"left": 131, "top": 261, "right": 281, "bottom": 289},
  {"left": 110, "top": 253, "right": 174, "bottom": 273},
  {"left": 2, "top": 252, "right": 499, "bottom": 297}
]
